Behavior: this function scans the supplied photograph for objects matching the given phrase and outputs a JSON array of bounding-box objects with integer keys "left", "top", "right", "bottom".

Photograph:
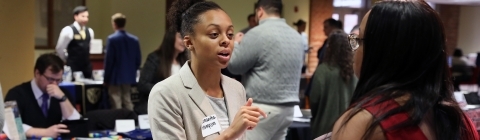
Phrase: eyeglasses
[
  {"left": 348, "top": 33, "right": 364, "bottom": 51},
  {"left": 42, "top": 74, "right": 63, "bottom": 83}
]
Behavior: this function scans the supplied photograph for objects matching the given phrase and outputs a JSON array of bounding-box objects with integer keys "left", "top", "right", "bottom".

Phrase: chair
[{"left": 83, "top": 109, "right": 138, "bottom": 131}]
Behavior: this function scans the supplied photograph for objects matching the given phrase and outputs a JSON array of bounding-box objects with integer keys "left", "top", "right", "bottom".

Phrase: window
[
  {"left": 344, "top": 14, "right": 358, "bottom": 33},
  {"left": 334, "top": 0, "right": 363, "bottom": 8},
  {"left": 427, "top": 2, "right": 436, "bottom": 10},
  {"left": 332, "top": 13, "right": 339, "bottom": 20}
]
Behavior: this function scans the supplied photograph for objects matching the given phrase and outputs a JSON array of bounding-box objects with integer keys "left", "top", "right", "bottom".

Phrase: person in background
[
  {"left": 451, "top": 48, "right": 473, "bottom": 91},
  {"left": 317, "top": 18, "right": 343, "bottom": 64},
  {"left": 148, "top": 0, "right": 266, "bottom": 139},
  {"left": 103, "top": 13, "right": 141, "bottom": 111},
  {"left": 228, "top": 0, "right": 304, "bottom": 139},
  {"left": 330, "top": 1, "right": 479, "bottom": 139},
  {"left": 309, "top": 29, "right": 357, "bottom": 137},
  {"left": 239, "top": 13, "right": 258, "bottom": 34},
  {"left": 55, "top": 6, "right": 94, "bottom": 79},
  {"left": 5, "top": 53, "right": 80, "bottom": 138},
  {"left": 294, "top": 19, "right": 309, "bottom": 73},
  {"left": 303, "top": 19, "right": 343, "bottom": 98},
  {"left": 221, "top": 13, "right": 258, "bottom": 81},
  {"left": 136, "top": 28, "right": 189, "bottom": 115}
]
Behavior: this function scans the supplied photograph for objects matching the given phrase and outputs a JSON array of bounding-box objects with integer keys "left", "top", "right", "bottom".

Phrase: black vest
[
  {"left": 4, "top": 82, "right": 69, "bottom": 128},
  {"left": 67, "top": 25, "right": 91, "bottom": 65}
]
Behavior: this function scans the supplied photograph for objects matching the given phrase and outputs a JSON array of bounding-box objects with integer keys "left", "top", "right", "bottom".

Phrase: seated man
[{"left": 5, "top": 53, "right": 80, "bottom": 138}]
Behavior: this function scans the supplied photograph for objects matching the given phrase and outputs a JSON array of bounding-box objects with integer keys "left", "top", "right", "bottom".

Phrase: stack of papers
[
  {"left": 293, "top": 117, "right": 310, "bottom": 123},
  {"left": 293, "top": 105, "right": 311, "bottom": 123}
]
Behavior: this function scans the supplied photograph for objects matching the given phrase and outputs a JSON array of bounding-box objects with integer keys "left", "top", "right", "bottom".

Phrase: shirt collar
[
  {"left": 116, "top": 29, "right": 126, "bottom": 34},
  {"left": 30, "top": 79, "right": 44, "bottom": 100},
  {"left": 73, "top": 21, "right": 85, "bottom": 30},
  {"left": 259, "top": 17, "right": 284, "bottom": 25}
]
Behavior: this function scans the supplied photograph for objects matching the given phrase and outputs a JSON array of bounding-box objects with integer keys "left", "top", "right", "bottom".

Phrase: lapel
[
  {"left": 179, "top": 62, "right": 215, "bottom": 117},
  {"left": 221, "top": 75, "right": 241, "bottom": 124}
]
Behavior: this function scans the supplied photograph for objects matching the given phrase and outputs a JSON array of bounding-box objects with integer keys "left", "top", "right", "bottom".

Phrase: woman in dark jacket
[
  {"left": 309, "top": 29, "right": 357, "bottom": 137},
  {"left": 135, "top": 28, "right": 189, "bottom": 114}
]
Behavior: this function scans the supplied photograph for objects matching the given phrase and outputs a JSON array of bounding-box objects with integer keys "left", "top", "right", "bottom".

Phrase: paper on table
[
  {"left": 115, "top": 119, "right": 135, "bottom": 133},
  {"left": 138, "top": 114, "right": 150, "bottom": 129},
  {"left": 3, "top": 101, "right": 26, "bottom": 140},
  {"left": 293, "top": 105, "right": 303, "bottom": 118},
  {"left": 454, "top": 91, "right": 467, "bottom": 109},
  {"left": 90, "top": 39, "right": 103, "bottom": 54},
  {"left": 2, "top": 113, "right": 12, "bottom": 140}
]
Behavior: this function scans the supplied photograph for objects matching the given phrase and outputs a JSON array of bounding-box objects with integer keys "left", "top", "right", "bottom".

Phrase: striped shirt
[{"left": 206, "top": 95, "right": 230, "bottom": 131}]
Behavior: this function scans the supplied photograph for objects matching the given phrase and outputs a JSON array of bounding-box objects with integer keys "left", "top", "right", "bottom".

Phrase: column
[
  {"left": 307, "top": 0, "right": 334, "bottom": 73},
  {"left": 438, "top": 4, "right": 460, "bottom": 56},
  {"left": 0, "top": 0, "right": 35, "bottom": 95}
]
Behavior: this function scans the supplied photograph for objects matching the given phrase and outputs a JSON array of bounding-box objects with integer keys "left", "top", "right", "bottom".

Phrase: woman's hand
[{"left": 219, "top": 98, "right": 267, "bottom": 140}]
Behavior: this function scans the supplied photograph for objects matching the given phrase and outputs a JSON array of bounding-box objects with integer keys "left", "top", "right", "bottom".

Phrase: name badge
[
  {"left": 201, "top": 115, "right": 221, "bottom": 137},
  {"left": 74, "top": 34, "right": 82, "bottom": 40}
]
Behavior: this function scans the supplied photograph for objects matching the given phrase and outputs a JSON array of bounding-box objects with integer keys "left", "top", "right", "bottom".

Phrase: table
[
  {"left": 286, "top": 121, "right": 311, "bottom": 140},
  {"left": 59, "top": 82, "right": 140, "bottom": 115}
]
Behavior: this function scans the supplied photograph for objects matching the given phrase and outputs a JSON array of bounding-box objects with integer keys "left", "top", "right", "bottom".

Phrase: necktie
[
  {"left": 41, "top": 93, "right": 49, "bottom": 117},
  {"left": 80, "top": 27, "right": 86, "bottom": 40}
]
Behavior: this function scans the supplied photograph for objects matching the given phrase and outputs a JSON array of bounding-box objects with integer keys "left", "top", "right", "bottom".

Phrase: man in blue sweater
[{"left": 228, "top": 0, "right": 304, "bottom": 139}]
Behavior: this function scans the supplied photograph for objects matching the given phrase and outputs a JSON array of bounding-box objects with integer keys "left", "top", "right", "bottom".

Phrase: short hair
[
  {"left": 247, "top": 13, "right": 255, "bottom": 21},
  {"left": 324, "top": 18, "right": 343, "bottom": 29},
  {"left": 73, "top": 6, "right": 88, "bottom": 15},
  {"left": 34, "top": 53, "right": 64, "bottom": 75},
  {"left": 112, "top": 13, "right": 127, "bottom": 28},
  {"left": 293, "top": 19, "right": 306, "bottom": 26},
  {"left": 453, "top": 48, "right": 463, "bottom": 57},
  {"left": 255, "top": 0, "right": 283, "bottom": 16}
]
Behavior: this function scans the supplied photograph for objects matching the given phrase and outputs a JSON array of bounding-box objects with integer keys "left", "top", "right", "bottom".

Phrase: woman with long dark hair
[
  {"left": 309, "top": 29, "right": 357, "bottom": 138},
  {"left": 136, "top": 28, "right": 189, "bottom": 114},
  {"left": 330, "top": 1, "right": 479, "bottom": 140}
]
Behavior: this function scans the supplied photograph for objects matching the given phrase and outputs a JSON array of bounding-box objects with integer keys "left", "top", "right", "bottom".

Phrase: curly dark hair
[
  {"left": 167, "top": 0, "right": 222, "bottom": 37},
  {"left": 323, "top": 29, "right": 354, "bottom": 83}
]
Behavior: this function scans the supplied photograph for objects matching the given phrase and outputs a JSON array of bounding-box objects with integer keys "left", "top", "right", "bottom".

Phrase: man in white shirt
[
  {"left": 55, "top": 6, "right": 95, "bottom": 79},
  {"left": 294, "top": 19, "right": 309, "bottom": 73},
  {"left": 5, "top": 53, "right": 81, "bottom": 138}
]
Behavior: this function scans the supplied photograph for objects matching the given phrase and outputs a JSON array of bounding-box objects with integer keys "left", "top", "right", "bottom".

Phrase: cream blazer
[{"left": 148, "top": 62, "right": 247, "bottom": 140}]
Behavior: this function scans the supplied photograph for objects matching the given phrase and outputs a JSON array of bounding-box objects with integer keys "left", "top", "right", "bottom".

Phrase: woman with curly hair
[{"left": 309, "top": 29, "right": 357, "bottom": 138}]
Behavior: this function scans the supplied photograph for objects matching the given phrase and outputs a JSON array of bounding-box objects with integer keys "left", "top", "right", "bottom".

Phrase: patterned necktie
[
  {"left": 41, "top": 93, "right": 49, "bottom": 117},
  {"left": 80, "top": 27, "right": 86, "bottom": 40}
]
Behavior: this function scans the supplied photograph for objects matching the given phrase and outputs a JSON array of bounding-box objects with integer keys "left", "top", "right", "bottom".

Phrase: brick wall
[
  {"left": 437, "top": 4, "right": 461, "bottom": 56},
  {"left": 307, "top": 0, "right": 333, "bottom": 73}
]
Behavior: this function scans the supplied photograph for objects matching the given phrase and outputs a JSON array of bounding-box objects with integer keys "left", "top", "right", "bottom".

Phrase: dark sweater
[{"left": 4, "top": 81, "right": 74, "bottom": 128}]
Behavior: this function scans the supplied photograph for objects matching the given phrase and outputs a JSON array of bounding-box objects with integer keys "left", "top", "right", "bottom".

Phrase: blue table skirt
[{"left": 59, "top": 82, "right": 76, "bottom": 103}]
